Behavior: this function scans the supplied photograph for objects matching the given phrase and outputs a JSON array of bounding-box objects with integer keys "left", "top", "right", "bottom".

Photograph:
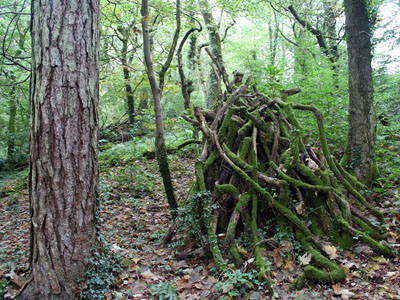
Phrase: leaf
[
  {"left": 279, "top": 241, "right": 292, "bottom": 253},
  {"left": 372, "top": 255, "right": 387, "bottom": 264},
  {"left": 273, "top": 249, "right": 283, "bottom": 268},
  {"left": 295, "top": 201, "right": 304, "bottom": 214},
  {"left": 333, "top": 285, "right": 355, "bottom": 300},
  {"left": 222, "top": 282, "right": 234, "bottom": 293},
  {"left": 283, "top": 259, "right": 295, "bottom": 271},
  {"left": 141, "top": 270, "right": 155, "bottom": 279},
  {"left": 323, "top": 245, "right": 338, "bottom": 259},
  {"left": 299, "top": 253, "right": 312, "bottom": 266},
  {"left": 339, "top": 288, "right": 355, "bottom": 300}
]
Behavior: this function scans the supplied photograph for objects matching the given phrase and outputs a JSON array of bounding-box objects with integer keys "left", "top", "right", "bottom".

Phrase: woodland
[{"left": 0, "top": 0, "right": 400, "bottom": 299}]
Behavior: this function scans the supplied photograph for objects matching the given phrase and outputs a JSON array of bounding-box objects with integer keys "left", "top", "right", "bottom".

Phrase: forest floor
[{"left": 1, "top": 152, "right": 400, "bottom": 299}]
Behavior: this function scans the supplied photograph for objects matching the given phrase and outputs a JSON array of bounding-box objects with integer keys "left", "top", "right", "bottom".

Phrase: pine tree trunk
[
  {"left": 21, "top": 0, "right": 100, "bottom": 298},
  {"left": 343, "top": 0, "right": 377, "bottom": 184}
]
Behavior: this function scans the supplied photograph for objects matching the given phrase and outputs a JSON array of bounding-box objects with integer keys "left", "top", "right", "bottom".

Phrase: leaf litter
[{"left": 1, "top": 153, "right": 400, "bottom": 299}]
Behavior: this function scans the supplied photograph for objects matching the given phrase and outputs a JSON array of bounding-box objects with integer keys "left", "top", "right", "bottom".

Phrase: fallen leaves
[
  {"left": 2, "top": 154, "right": 400, "bottom": 299},
  {"left": 333, "top": 284, "right": 355, "bottom": 300},
  {"left": 323, "top": 244, "right": 338, "bottom": 260},
  {"left": 299, "top": 253, "right": 312, "bottom": 266}
]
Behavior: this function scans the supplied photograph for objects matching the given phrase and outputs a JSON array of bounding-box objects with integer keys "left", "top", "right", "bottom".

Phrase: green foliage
[
  {"left": 150, "top": 281, "right": 179, "bottom": 300},
  {"left": 375, "top": 127, "right": 400, "bottom": 189},
  {"left": 176, "top": 191, "right": 213, "bottom": 241},
  {"left": 272, "top": 226, "right": 303, "bottom": 258},
  {"left": 0, "top": 278, "right": 8, "bottom": 298},
  {"left": 99, "top": 116, "right": 193, "bottom": 167},
  {"left": 80, "top": 233, "right": 123, "bottom": 299},
  {"left": 216, "top": 269, "right": 265, "bottom": 299}
]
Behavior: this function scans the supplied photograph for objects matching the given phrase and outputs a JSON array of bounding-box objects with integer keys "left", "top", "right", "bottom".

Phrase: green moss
[
  {"left": 352, "top": 216, "right": 382, "bottom": 241},
  {"left": 333, "top": 156, "right": 363, "bottom": 190},
  {"left": 215, "top": 184, "right": 239, "bottom": 197},
  {"left": 238, "top": 120, "right": 253, "bottom": 136},
  {"left": 223, "top": 143, "right": 253, "bottom": 173},
  {"left": 270, "top": 162, "right": 332, "bottom": 191},
  {"left": 225, "top": 117, "right": 239, "bottom": 149},
  {"left": 196, "top": 162, "right": 227, "bottom": 271},
  {"left": 203, "top": 150, "right": 218, "bottom": 170},
  {"left": 297, "top": 164, "right": 324, "bottom": 186},
  {"left": 333, "top": 231, "right": 354, "bottom": 250},
  {"left": 289, "top": 231, "right": 346, "bottom": 290},
  {"left": 337, "top": 218, "right": 393, "bottom": 257},
  {"left": 239, "top": 137, "right": 252, "bottom": 160},
  {"left": 310, "top": 215, "right": 325, "bottom": 236}
]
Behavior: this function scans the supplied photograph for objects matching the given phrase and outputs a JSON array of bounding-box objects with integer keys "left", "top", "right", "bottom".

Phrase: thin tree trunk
[
  {"left": 118, "top": 26, "right": 135, "bottom": 126},
  {"left": 343, "top": 0, "right": 377, "bottom": 184},
  {"left": 177, "top": 23, "right": 202, "bottom": 110},
  {"left": 141, "top": 0, "right": 178, "bottom": 215},
  {"left": 7, "top": 90, "right": 16, "bottom": 170},
  {"left": 21, "top": 0, "right": 100, "bottom": 298},
  {"left": 200, "top": 0, "right": 222, "bottom": 108}
]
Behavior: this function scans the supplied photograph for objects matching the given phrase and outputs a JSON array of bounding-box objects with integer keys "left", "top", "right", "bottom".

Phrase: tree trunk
[
  {"left": 141, "top": 0, "right": 178, "bottom": 215},
  {"left": 200, "top": 0, "right": 222, "bottom": 108},
  {"left": 343, "top": 0, "right": 377, "bottom": 184},
  {"left": 118, "top": 26, "right": 135, "bottom": 126},
  {"left": 21, "top": 0, "right": 100, "bottom": 298},
  {"left": 323, "top": 0, "right": 339, "bottom": 88},
  {"left": 7, "top": 91, "right": 16, "bottom": 170}
]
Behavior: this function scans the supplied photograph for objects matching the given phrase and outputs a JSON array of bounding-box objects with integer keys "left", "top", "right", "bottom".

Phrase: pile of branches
[{"left": 177, "top": 64, "right": 393, "bottom": 292}]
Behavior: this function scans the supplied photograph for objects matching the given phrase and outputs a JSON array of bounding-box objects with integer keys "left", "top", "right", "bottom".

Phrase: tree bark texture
[
  {"left": 118, "top": 26, "right": 135, "bottom": 126},
  {"left": 200, "top": 0, "right": 222, "bottom": 109},
  {"left": 141, "top": 0, "right": 178, "bottom": 214},
  {"left": 343, "top": 0, "right": 377, "bottom": 184},
  {"left": 23, "top": 0, "right": 100, "bottom": 298}
]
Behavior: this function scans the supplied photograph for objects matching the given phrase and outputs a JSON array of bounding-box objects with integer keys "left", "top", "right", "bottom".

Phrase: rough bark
[
  {"left": 141, "top": 0, "right": 178, "bottom": 215},
  {"left": 21, "top": 0, "right": 100, "bottom": 298},
  {"left": 343, "top": 0, "right": 377, "bottom": 184}
]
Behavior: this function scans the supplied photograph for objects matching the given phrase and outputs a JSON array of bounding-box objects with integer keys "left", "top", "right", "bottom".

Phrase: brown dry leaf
[
  {"left": 280, "top": 241, "right": 292, "bottom": 253},
  {"left": 284, "top": 259, "right": 295, "bottom": 271},
  {"left": 273, "top": 249, "right": 283, "bottom": 268},
  {"left": 323, "top": 245, "right": 338, "bottom": 260},
  {"left": 141, "top": 270, "right": 154, "bottom": 279},
  {"left": 333, "top": 284, "right": 355, "bottom": 299},
  {"left": 339, "top": 289, "right": 355, "bottom": 300},
  {"left": 154, "top": 249, "right": 166, "bottom": 256},
  {"left": 238, "top": 245, "right": 248, "bottom": 255},
  {"left": 132, "top": 257, "right": 141, "bottom": 264},
  {"left": 203, "top": 275, "right": 218, "bottom": 285}
]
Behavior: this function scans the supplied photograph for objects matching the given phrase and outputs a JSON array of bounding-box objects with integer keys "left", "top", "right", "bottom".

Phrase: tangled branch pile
[{"left": 180, "top": 72, "right": 393, "bottom": 292}]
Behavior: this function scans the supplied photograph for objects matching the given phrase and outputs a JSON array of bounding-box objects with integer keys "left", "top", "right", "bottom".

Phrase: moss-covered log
[{"left": 175, "top": 72, "right": 393, "bottom": 293}]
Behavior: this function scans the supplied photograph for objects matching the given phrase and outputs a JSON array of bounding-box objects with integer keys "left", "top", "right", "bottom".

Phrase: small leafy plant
[
  {"left": 0, "top": 278, "right": 9, "bottom": 299},
  {"left": 150, "top": 281, "right": 179, "bottom": 300},
  {"left": 216, "top": 269, "right": 256, "bottom": 299}
]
